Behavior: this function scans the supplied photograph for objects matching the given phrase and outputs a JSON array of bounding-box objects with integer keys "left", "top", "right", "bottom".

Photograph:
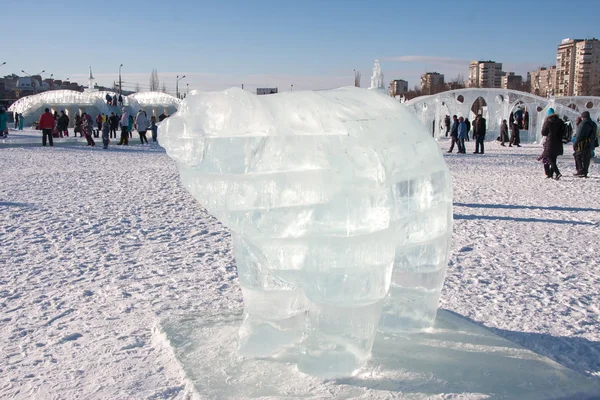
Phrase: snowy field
[{"left": 1, "top": 130, "right": 599, "bottom": 399}]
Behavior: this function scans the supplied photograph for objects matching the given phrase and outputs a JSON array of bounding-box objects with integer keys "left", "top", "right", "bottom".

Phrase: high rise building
[
  {"left": 468, "top": 60, "right": 503, "bottom": 88},
  {"left": 529, "top": 66, "right": 557, "bottom": 97},
  {"left": 573, "top": 39, "right": 600, "bottom": 96},
  {"left": 501, "top": 72, "right": 523, "bottom": 90},
  {"left": 555, "top": 38, "right": 600, "bottom": 96},
  {"left": 420, "top": 72, "right": 444, "bottom": 95},
  {"left": 389, "top": 79, "right": 408, "bottom": 97}
]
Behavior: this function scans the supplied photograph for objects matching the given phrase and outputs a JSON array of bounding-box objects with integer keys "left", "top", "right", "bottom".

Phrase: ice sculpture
[
  {"left": 160, "top": 87, "right": 452, "bottom": 378},
  {"left": 8, "top": 90, "right": 180, "bottom": 127}
]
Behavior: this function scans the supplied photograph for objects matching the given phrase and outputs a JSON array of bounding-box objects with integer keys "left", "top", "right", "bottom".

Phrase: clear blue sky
[{"left": 3, "top": 0, "right": 598, "bottom": 94}]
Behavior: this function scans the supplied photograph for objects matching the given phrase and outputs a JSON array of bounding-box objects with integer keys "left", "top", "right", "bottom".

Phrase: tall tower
[
  {"left": 370, "top": 59, "right": 384, "bottom": 90},
  {"left": 87, "top": 67, "right": 96, "bottom": 92}
]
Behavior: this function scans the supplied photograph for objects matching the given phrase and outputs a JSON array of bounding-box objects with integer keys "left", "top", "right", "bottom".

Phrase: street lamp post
[
  {"left": 176, "top": 75, "right": 186, "bottom": 99},
  {"left": 186, "top": 83, "right": 189, "bottom": 97},
  {"left": 21, "top": 69, "right": 45, "bottom": 94},
  {"left": 291, "top": 84, "right": 293, "bottom": 92},
  {"left": 0, "top": 62, "right": 6, "bottom": 67},
  {"left": 119, "top": 64, "right": 123, "bottom": 96}
]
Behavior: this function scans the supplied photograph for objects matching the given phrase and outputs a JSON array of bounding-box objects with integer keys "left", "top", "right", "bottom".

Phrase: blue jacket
[{"left": 458, "top": 122, "right": 467, "bottom": 139}]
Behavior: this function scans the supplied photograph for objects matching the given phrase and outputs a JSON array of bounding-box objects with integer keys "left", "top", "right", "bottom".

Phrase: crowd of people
[
  {"left": 36, "top": 108, "right": 165, "bottom": 149},
  {"left": 538, "top": 108, "right": 598, "bottom": 180},
  {"left": 446, "top": 114, "right": 490, "bottom": 154}
]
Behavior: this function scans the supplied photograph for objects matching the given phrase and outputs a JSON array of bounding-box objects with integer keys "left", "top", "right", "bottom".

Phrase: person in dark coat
[
  {"left": 573, "top": 111, "right": 598, "bottom": 178},
  {"left": 540, "top": 108, "right": 565, "bottom": 180},
  {"left": 108, "top": 112, "right": 119, "bottom": 139},
  {"left": 57, "top": 110, "right": 69, "bottom": 137},
  {"left": 500, "top": 119, "right": 508, "bottom": 146},
  {"left": 464, "top": 118, "right": 471, "bottom": 142},
  {"left": 447, "top": 115, "right": 459, "bottom": 153},
  {"left": 509, "top": 120, "right": 521, "bottom": 147},
  {"left": 473, "top": 114, "right": 486, "bottom": 154}
]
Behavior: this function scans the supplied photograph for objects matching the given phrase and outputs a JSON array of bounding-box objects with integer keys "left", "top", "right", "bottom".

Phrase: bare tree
[
  {"left": 135, "top": 82, "right": 140, "bottom": 92},
  {"left": 161, "top": 83, "right": 167, "bottom": 93},
  {"left": 354, "top": 70, "right": 361, "bottom": 87},
  {"left": 149, "top": 69, "right": 160, "bottom": 91}
]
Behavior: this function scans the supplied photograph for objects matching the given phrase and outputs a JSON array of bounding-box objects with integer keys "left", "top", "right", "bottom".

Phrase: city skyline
[{"left": 3, "top": 0, "right": 599, "bottom": 93}]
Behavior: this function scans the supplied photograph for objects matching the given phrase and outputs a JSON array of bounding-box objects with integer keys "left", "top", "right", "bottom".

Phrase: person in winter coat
[
  {"left": 119, "top": 108, "right": 129, "bottom": 145},
  {"left": 13, "top": 112, "right": 18, "bottom": 129},
  {"left": 447, "top": 115, "right": 459, "bottom": 153},
  {"left": 500, "top": 119, "right": 508, "bottom": 146},
  {"left": 464, "top": 118, "right": 471, "bottom": 142},
  {"left": 101, "top": 121, "right": 110, "bottom": 149},
  {"left": 0, "top": 108, "right": 8, "bottom": 138},
  {"left": 108, "top": 112, "right": 119, "bottom": 139},
  {"left": 82, "top": 112, "right": 95, "bottom": 146},
  {"left": 73, "top": 113, "right": 83, "bottom": 137},
  {"left": 457, "top": 117, "right": 467, "bottom": 153},
  {"left": 509, "top": 120, "right": 521, "bottom": 147},
  {"left": 18, "top": 114, "right": 23, "bottom": 130},
  {"left": 473, "top": 114, "right": 486, "bottom": 154},
  {"left": 573, "top": 111, "right": 598, "bottom": 178},
  {"left": 128, "top": 114, "right": 133, "bottom": 138},
  {"left": 149, "top": 115, "right": 158, "bottom": 143},
  {"left": 540, "top": 108, "right": 564, "bottom": 180},
  {"left": 39, "top": 108, "right": 55, "bottom": 146},
  {"left": 135, "top": 110, "right": 149, "bottom": 144},
  {"left": 95, "top": 114, "right": 103, "bottom": 137},
  {"left": 57, "top": 111, "right": 69, "bottom": 137}
]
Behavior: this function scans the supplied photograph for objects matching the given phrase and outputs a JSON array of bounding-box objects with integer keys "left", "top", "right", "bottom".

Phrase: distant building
[
  {"left": 468, "top": 60, "right": 503, "bottom": 88},
  {"left": 501, "top": 72, "right": 523, "bottom": 90},
  {"left": 554, "top": 38, "right": 600, "bottom": 96},
  {"left": 257, "top": 88, "right": 278, "bottom": 95},
  {"left": 529, "top": 66, "right": 557, "bottom": 97},
  {"left": 420, "top": 72, "right": 444, "bottom": 95},
  {"left": 389, "top": 79, "right": 408, "bottom": 97}
]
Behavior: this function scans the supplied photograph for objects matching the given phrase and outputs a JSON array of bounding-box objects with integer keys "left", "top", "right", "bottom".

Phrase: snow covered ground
[{"left": 1, "top": 130, "right": 599, "bottom": 399}]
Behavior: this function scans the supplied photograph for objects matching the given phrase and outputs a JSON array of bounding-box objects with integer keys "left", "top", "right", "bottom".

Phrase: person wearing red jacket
[{"left": 39, "top": 108, "right": 55, "bottom": 147}]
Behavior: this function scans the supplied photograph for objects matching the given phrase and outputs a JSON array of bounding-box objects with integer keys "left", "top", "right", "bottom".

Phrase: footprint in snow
[
  {"left": 459, "top": 246, "right": 474, "bottom": 252},
  {"left": 59, "top": 333, "right": 82, "bottom": 343}
]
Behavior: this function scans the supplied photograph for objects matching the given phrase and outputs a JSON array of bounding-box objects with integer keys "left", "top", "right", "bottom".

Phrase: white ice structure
[
  {"left": 160, "top": 86, "right": 452, "bottom": 378},
  {"left": 370, "top": 59, "right": 384, "bottom": 90},
  {"left": 406, "top": 88, "right": 600, "bottom": 143},
  {"left": 8, "top": 90, "right": 181, "bottom": 127}
]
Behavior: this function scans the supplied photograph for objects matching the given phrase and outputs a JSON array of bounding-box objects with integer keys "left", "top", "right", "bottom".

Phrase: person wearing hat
[
  {"left": 38, "top": 108, "right": 55, "bottom": 147},
  {"left": 573, "top": 110, "right": 598, "bottom": 178},
  {"left": 540, "top": 108, "right": 564, "bottom": 180}
]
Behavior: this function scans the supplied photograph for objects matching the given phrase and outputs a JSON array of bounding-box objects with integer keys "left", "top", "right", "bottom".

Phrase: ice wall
[
  {"left": 406, "top": 89, "right": 597, "bottom": 143},
  {"left": 160, "top": 87, "right": 452, "bottom": 378}
]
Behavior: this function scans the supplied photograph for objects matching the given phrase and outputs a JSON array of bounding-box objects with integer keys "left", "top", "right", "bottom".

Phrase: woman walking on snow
[{"left": 135, "top": 110, "right": 149, "bottom": 144}]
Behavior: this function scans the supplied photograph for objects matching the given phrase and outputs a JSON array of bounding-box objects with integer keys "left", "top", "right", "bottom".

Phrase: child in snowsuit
[
  {"left": 149, "top": 115, "right": 158, "bottom": 143},
  {"left": 102, "top": 121, "right": 110, "bottom": 149}
]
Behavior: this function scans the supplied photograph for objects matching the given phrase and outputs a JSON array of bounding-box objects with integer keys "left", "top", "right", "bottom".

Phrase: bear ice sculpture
[{"left": 160, "top": 87, "right": 452, "bottom": 378}]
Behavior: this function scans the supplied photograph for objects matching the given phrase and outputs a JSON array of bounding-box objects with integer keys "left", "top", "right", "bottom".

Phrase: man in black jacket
[
  {"left": 540, "top": 108, "right": 565, "bottom": 180},
  {"left": 447, "top": 115, "right": 459, "bottom": 153},
  {"left": 473, "top": 114, "right": 486, "bottom": 154},
  {"left": 573, "top": 111, "right": 597, "bottom": 178}
]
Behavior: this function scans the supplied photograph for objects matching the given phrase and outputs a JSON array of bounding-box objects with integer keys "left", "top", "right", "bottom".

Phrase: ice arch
[
  {"left": 8, "top": 90, "right": 180, "bottom": 127},
  {"left": 405, "top": 89, "right": 600, "bottom": 143}
]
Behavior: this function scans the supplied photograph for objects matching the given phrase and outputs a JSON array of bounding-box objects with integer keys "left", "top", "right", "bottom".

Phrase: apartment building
[
  {"left": 468, "top": 60, "right": 503, "bottom": 88},
  {"left": 529, "top": 66, "right": 557, "bottom": 97},
  {"left": 420, "top": 72, "right": 444, "bottom": 95},
  {"left": 389, "top": 79, "right": 408, "bottom": 97}
]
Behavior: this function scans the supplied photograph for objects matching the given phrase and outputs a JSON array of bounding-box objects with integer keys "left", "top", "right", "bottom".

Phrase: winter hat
[{"left": 547, "top": 108, "right": 555, "bottom": 115}]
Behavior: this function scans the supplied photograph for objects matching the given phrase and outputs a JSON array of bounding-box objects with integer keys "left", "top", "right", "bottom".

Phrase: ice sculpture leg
[
  {"left": 380, "top": 170, "right": 453, "bottom": 331},
  {"left": 233, "top": 234, "right": 308, "bottom": 357}
]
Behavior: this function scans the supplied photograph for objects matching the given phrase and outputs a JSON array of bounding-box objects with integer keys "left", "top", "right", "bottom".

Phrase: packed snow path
[{"left": 0, "top": 138, "right": 599, "bottom": 399}]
